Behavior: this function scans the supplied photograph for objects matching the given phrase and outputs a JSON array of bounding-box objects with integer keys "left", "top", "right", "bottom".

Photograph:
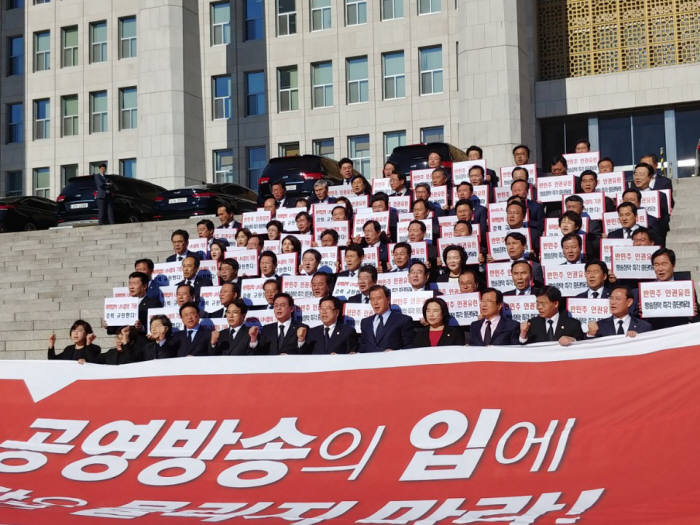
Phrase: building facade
[{"left": 1, "top": 0, "right": 699, "bottom": 199}]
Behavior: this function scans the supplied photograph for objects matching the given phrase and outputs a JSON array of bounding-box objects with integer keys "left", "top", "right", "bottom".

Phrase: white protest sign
[
  {"left": 188, "top": 237, "right": 209, "bottom": 256},
  {"left": 537, "top": 175, "right": 576, "bottom": 203},
  {"left": 487, "top": 228, "right": 531, "bottom": 261},
  {"left": 596, "top": 172, "right": 626, "bottom": 195},
  {"left": 472, "top": 185, "right": 491, "bottom": 207},
  {"left": 245, "top": 309, "right": 277, "bottom": 327},
  {"left": 328, "top": 184, "right": 354, "bottom": 199},
  {"left": 442, "top": 293, "right": 481, "bottom": 326},
  {"left": 600, "top": 238, "right": 633, "bottom": 268},
  {"left": 214, "top": 228, "right": 238, "bottom": 244},
  {"left": 494, "top": 186, "right": 512, "bottom": 203},
  {"left": 640, "top": 190, "right": 662, "bottom": 218},
  {"left": 153, "top": 262, "right": 184, "bottom": 286},
  {"left": 333, "top": 276, "right": 360, "bottom": 300},
  {"left": 311, "top": 203, "right": 338, "bottom": 233},
  {"left": 224, "top": 248, "right": 259, "bottom": 277},
  {"left": 639, "top": 281, "right": 695, "bottom": 318},
  {"left": 566, "top": 298, "right": 611, "bottom": 333},
  {"left": 437, "top": 281, "right": 461, "bottom": 295},
  {"left": 199, "top": 259, "right": 218, "bottom": 281},
  {"left": 437, "top": 236, "right": 480, "bottom": 263},
  {"left": 277, "top": 252, "right": 298, "bottom": 276},
  {"left": 104, "top": 297, "right": 140, "bottom": 326},
  {"left": 377, "top": 271, "right": 413, "bottom": 294},
  {"left": 500, "top": 164, "right": 537, "bottom": 186},
  {"left": 343, "top": 303, "right": 375, "bottom": 333},
  {"left": 503, "top": 295, "right": 538, "bottom": 323},
  {"left": 396, "top": 220, "right": 433, "bottom": 243},
  {"left": 240, "top": 277, "right": 269, "bottom": 306},
  {"left": 112, "top": 287, "right": 129, "bottom": 298},
  {"left": 347, "top": 194, "right": 369, "bottom": 209},
  {"left": 306, "top": 246, "right": 338, "bottom": 274},
  {"left": 275, "top": 207, "right": 300, "bottom": 232},
  {"left": 314, "top": 220, "right": 349, "bottom": 246},
  {"left": 452, "top": 160, "right": 486, "bottom": 185},
  {"left": 431, "top": 185, "right": 449, "bottom": 209},
  {"left": 353, "top": 210, "right": 390, "bottom": 237},
  {"left": 210, "top": 318, "right": 229, "bottom": 332},
  {"left": 199, "top": 286, "right": 222, "bottom": 313},
  {"left": 563, "top": 151, "right": 600, "bottom": 177},
  {"left": 372, "top": 177, "right": 392, "bottom": 194},
  {"left": 282, "top": 275, "right": 314, "bottom": 301},
  {"left": 389, "top": 195, "right": 411, "bottom": 214},
  {"left": 539, "top": 236, "right": 567, "bottom": 266},
  {"left": 148, "top": 306, "right": 183, "bottom": 334},
  {"left": 410, "top": 168, "right": 434, "bottom": 189},
  {"left": 242, "top": 210, "right": 272, "bottom": 234},
  {"left": 160, "top": 286, "right": 178, "bottom": 308},
  {"left": 295, "top": 298, "right": 322, "bottom": 328},
  {"left": 486, "top": 262, "right": 514, "bottom": 292},
  {"left": 602, "top": 210, "right": 648, "bottom": 234},
  {"left": 611, "top": 245, "right": 660, "bottom": 280},
  {"left": 263, "top": 240, "right": 281, "bottom": 253},
  {"left": 284, "top": 233, "right": 313, "bottom": 250},
  {"left": 388, "top": 242, "right": 428, "bottom": 266},
  {"left": 544, "top": 264, "right": 588, "bottom": 296},
  {"left": 562, "top": 192, "right": 605, "bottom": 221},
  {"left": 390, "top": 291, "right": 435, "bottom": 321}
]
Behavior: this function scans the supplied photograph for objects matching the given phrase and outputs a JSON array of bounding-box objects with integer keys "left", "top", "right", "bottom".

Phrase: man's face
[
  {"left": 618, "top": 207, "right": 637, "bottom": 228},
  {"left": 414, "top": 187, "right": 429, "bottom": 201},
  {"left": 180, "top": 306, "right": 200, "bottom": 330},
  {"left": 597, "top": 160, "right": 614, "bottom": 173},
  {"left": 633, "top": 232, "right": 654, "bottom": 246},
  {"left": 128, "top": 277, "right": 146, "bottom": 297},
  {"left": 506, "top": 237, "right": 525, "bottom": 259},
  {"left": 311, "top": 274, "right": 330, "bottom": 297},
  {"left": 217, "top": 206, "right": 233, "bottom": 225},
  {"left": 320, "top": 234, "right": 336, "bottom": 247},
  {"left": 273, "top": 297, "right": 294, "bottom": 323},
  {"left": 585, "top": 264, "right": 607, "bottom": 289},
  {"left": 412, "top": 202, "right": 428, "bottom": 220},
  {"left": 536, "top": 296, "right": 559, "bottom": 319},
  {"left": 565, "top": 202, "right": 584, "bottom": 215},
  {"left": 319, "top": 299, "right": 339, "bottom": 326},
  {"left": 427, "top": 153, "right": 441, "bottom": 168},
  {"left": 314, "top": 184, "right": 328, "bottom": 201},
  {"left": 551, "top": 161, "right": 567, "bottom": 175},
  {"left": 454, "top": 222, "right": 470, "bottom": 237},
  {"left": 456, "top": 204, "right": 472, "bottom": 222},
  {"left": 562, "top": 238, "right": 581, "bottom": 263},
  {"left": 640, "top": 156, "right": 657, "bottom": 171},
  {"left": 340, "top": 162, "right": 353, "bottom": 180},
  {"left": 511, "top": 181, "right": 528, "bottom": 199},
  {"left": 393, "top": 247, "right": 409, "bottom": 269},
  {"left": 609, "top": 288, "right": 632, "bottom": 318},
  {"left": 480, "top": 291, "right": 501, "bottom": 319},
  {"left": 467, "top": 150, "right": 481, "bottom": 161},
  {"left": 357, "top": 271, "right": 374, "bottom": 293},
  {"left": 575, "top": 142, "right": 589, "bottom": 153},
  {"left": 134, "top": 262, "right": 151, "bottom": 278},
  {"left": 247, "top": 237, "right": 261, "bottom": 250},
  {"left": 580, "top": 174, "right": 597, "bottom": 193},
  {"left": 511, "top": 263, "right": 531, "bottom": 290},
  {"left": 369, "top": 289, "right": 390, "bottom": 315},
  {"left": 456, "top": 185, "right": 471, "bottom": 200},
  {"left": 506, "top": 205, "right": 524, "bottom": 228},
  {"left": 176, "top": 287, "right": 193, "bottom": 306},
  {"left": 622, "top": 192, "right": 641, "bottom": 207},
  {"left": 345, "top": 251, "right": 361, "bottom": 271},
  {"left": 363, "top": 225, "right": 380, "bottom": 245},
  {"left": 260, "top": 256, "right": 275, "bottom": 276},
  {"left": 431, "top": 171, "right": 447, "bottom": 187},
  {"left": 653, "top": 254, "right": 674, "bottom": 281},
  {"left": 468, "top": 169, "right": 484, "bottom": 186},
  {"left": 372, "top": 200, "right": 387, "bottom": 212},
  {"left": 197, "top": 224, "right": 212, "bottom": 239},
  {"left": 271, "top": 185, "right": 285, "bottom": 200},
  {"left": 633, "top": 167, "right": 652, "bottom": 190},
  {"left": 408, "top": 265, "right": 428, "bottom": 288},
  {"left": 182, "top": 257, "right": 197, "bottom": 279},
  {"left": 513, "top": 147, "right": 529, "bottom": 165},
  {"left": 302, "top": 253, "right": 319, "bottom": 273},
  {"left": 172, "top": 234, "right": 187, "bottom": 255},
  {"left": 263, "top": 283, "right": 279, "bottom": 304},
  {"left": 458, "top": 272, "right": 478, "bottom": 293},
  {"left": 296, "top": 215, "right": 311, "bottom": 232},
  {"left": 332, "top": 207, "right": 347, "bottom": 221},
  {"left": 219, "top": 285, "right": 235, "bottom": 306},
  {"left": 407, "top": 223, "right": 424, "bottom": 242},
  {"left": 263, "top": 198, "right": 277, "bottom": 213},
  {"left": 389, "top": 173, "right": 403, "bottom": 191},
  {"left": 351, "top": 178, "right": 365, "bottom": 194},
  {"left": 219, "top": 264, "right": 235, "bottom": 282},
  {"left": 225, "top": 303, "right": 245, "bottom": 328}
]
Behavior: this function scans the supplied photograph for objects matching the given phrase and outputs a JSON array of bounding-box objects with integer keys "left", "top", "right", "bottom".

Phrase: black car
[
  {"left": 387, "top": 142, "right": 469, "bottom": 177},
  {"left": 0, "top": 196, "right": 57, "bottom": 233},
  {"left": 57, "top": 175, "right": 165, "bottom": 225},
  {"left": 154, "top": 183, "right": 258, "bottom": 220},
  {"left": 257, "top": 155, "right": 345, "bottom": 204}
]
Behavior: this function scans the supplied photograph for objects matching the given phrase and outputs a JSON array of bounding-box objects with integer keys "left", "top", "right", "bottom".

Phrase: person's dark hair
[
  {"left": 536, "top": 285, "right": 562, "bottom": 308},
  {"left": 561, "top": 232, "right": 582, "bottom": 249},
  {"left": 455, "top": 198, "right": 474, "bottom": 211},
  {"left": 367, "top": 284, "right": 390, "bottom": 299},
  {"left": 415, "top": 182, "right": 432, "bottom": 195},
  {"left": 296, "top": 198, "right": 310, "bottom": 210},
  {"left": 320, "top": 229, "right": 339, "bottom": 244},
  {"left": 236, "top": 228, "right": 252, "bottom": 243},
  {"left": 617, "top": 201, "right": 638, "bottom": 215},
  {"left": 622, "top": 187, "right": 642, "bottom": 203},
  {"left": 393, "top": 241, "right": 412, "bottom": 256},
  {"left": 217, "top": 203, "right": 234, "bottom": 214},
  {"left": 506, "top": 200, "right": 526, "bottom": 215},
  {"left": 551, "top": 155, "right": 568, "bottom": 169},
  {"left": 281, "top": 235, "right": 302, "bottom": 253},
  {"left": 350, "top": 174, "right": 371, "bottom": 194},
  {"left": 358, "top": 264, "right": 378, "bottom": 283},
  {"left": 118, "top": 326, "right": 139, "bottom": 346},
  {"left": 559, "top": 210, "right": 583, "bottom": 230},
  {"left": 459, "top": 267, "right": 483, "bottom": 290},
  {"left": 371, "top": 192, "right": 389, "bottom": 208},
  {"left": 597, "top": 157, "right": 614, "bottom": 169},
  {"left": 580, "top": 169, "right": 598, "bottom": 181},
  {"left": 331, "top": 205, "right": 349, "bottom": 220},
  {"left": 504, "top": 232, "right": 527, "bottom": 246},
  {"left": 513, "top": 144, "right": 530, "bottom": 156},
  {"left": 273, "top": 292, "right": 295, "bottom": 308},
  {"left": 69, "top": 319, "right": 93, "bottom": 336},
  {"left": 564, "top": 195, "right": 584, "bottom": 206},
  {"left": 266, "top": 219, "right": 284, "bottom": 233},
  {"left": 362, "top": 220, "right": 381, "bottom": 234},
  {"left": 303, "top": 248, "right": 322, "bottom": 263},
  {"left": 383, "top": 160, "right": 398, "bottom": 174},
  {"left": 345, "top": 244, "right": 364, "bottom": 258},
  {"left": 409, "top": 260, "right": 428, "bottom": 275},
  {"left": 510, "top": 178, "right": 530, "bottom": 190},
  {"left": 454, "top": 220, "right": 473, "bottom": 235},
  {"left": 312, "top": 272, "right": 332, "bottom": 287},
  {"left": 457, "top": 181, "right": 474, "bottom": 192},
  {"left": 465, "top": 145, "right": 483, "bottom": 157},
  {"left": 183, "top": 255, "right": 200, "bottom": 269},
  {"left": 228, "top": 298, "right": 249, "bottom": 317},
  {"left": 575, "top": 138, "right": 591, "bottom": 150},
  {"left": 129, "top": 271, "right": 148, "bottom": 287},
  {"left": 176, "top": 283, "right": 195, "bottom": 297},
  {"left": 422, "top": 297, "right": 450, "bottom": 326},
  {"left": 171, "top": 229, "right": 189, "bottom": 242},
  {"left": 510, "top": 259, "right": 532, "bottom": 273},
  {"left": 135, "top": 258, "right": 154, "bottom": 272},
  {"left": 295, "top": 211, "right": 312, "bottom": 223},
  {"left": 150, "top": 314, "right": 172, "bottom": 334},
  {"left": 221, "top": 258, "right": 239, "bottom": 272},
  {"left": 338, "top": 157, "right": 353, "bottom": 169},
  {"left": 641, "top": 153, "right": 658, "bottom": 165},
  {"left": 336, "top": 197, "right": 354, "bottom": 219},
  {"left": 408, "top": 219, "right": 427, "bottom": 233},
  {"left": 411, "top": 198, "right": 429, "bottom": 212},
  {"left": 651, "top": 247, "right": 676, "bottom": 266},
  {"left": 320, "top": 295, "right": 343, "bottom": 317},
  {"left": 179, "top": 301, "right": 199, "bottom": 316},
  {"left": 428, "top": 150, "right": 443, "bottom": 161},
  {"left": 631, "top": 226, "right": 656, "bottom": 244},
  {"left": 391, "top": 171, "right": 407, "bottom": 182},
  {"left": 511, "top": 167, "right": 530, "bottom": 180},
  {"left": 441, "top": 245, "right": 468, "bottom": 269},
  {"left": 468, "top": 165, "right": 485, "bottom": 177},
  {"left": 271, "top": 180, "right": 286, "bottom": 191},
  {"left": 634, "top": 162, "right": 655, "bottom": 178},
  {"left": 584, "top": 259, "right": 609, "bottom": 275},
  {"left": 611, "top": 284, "right": 635, "bottom": 300},
  {"left": 98, "top": 162, "right": 107, "bottom": 169},
  {"left": 263, "top": 278, "right": 280, "bottom": 291},
  {"left": 432, "top": 167, "right": 448, "bottom": 180},
  {"left": 210, "top": 240, "right": 228, "bottom": 259},
  {"left": 197, "top": 219, "right": 215, "bottom": 231},
  {"left": 259, "top": 250, "right": 278, "bottom": 266},
  {"left": 482, "top": 287, "right": 504, "bottom": 305}
]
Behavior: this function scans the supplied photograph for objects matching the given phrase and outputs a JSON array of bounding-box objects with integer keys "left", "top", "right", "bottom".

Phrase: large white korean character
[
  {"left": 495, "top": 418, "right": 575, "bottom": 472},
  {"left": 1, "top": 418, "right": 89, "bottom": 454},
  {"left": 400, "top": 409, "right": 501, "bottom": 481},
  {"left": 239, "top": 502, "right": 358, "bottom": 525}
]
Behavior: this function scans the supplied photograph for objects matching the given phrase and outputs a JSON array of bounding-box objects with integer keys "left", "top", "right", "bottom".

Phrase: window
[
  {"left": 277, "top": 0, "right": 296, "bottom": 36},
  {"left": 90, "top": 21, "right": 107, "bottom": 63},
  {"left": 312, "top": 61, "right": 333, "bottom": 108},
  {"left": 212, "top": 76, "right": 232, "bottom": 119},
  {"left": 33, "top": 99, "right": 50, "bottom": 139},
  {"left": 61, "top": 26, "right": 78, "bottom": 67},
  {"left": 34, "top": 0, "right": 50, "bottom": 4},
  {"left": 214, "top": 149, "right": 234, "bottom": 183},
  {"left": 247, "top": 146, "right": 266, "bottom": 189},
  {"left": 8, "top": 36, "right": 23, "bottom": 76},
  {"left": 90, "top": 91, "right": 108, "bottom": 133},
  {"left": 383, "top": 130, "right": 405, "bottom": 159},
  {"left": 7, "top": 103, "right": 22, "bottom": 143},
  {"left": 382, "top": 51, "right": 405, "bottom": 99},
  {"left": 7, "top": 0, "right": 24, "bottom": 8},
  {"left": 419, "top": 45, "right": 443, "bottom": 95},
  {"left": 245, "top": 0, "right": 264, "bottom": 40},
  {"left": 119, "top": 17, "right": 137, "bottom": 59},
  {"left": 599, "top": 115, "right": 632, "bottom": 168},
  {"left": 61, "top": 164, "right": 78, "bottom": 188},
  {"left": 34, "top": 31, "right": 50, "bottom": 72},
  {"left": 418, "top": 0, "right": 440, "bottom": 14},
  {"left": 5, "top": 171, "right": 23, "bottom": 197},
  {"left": 311, "top": 0, "right": 331, "bottom": 31},
  {"left": 348, "top": 134, "right": 370, "bottom": 176},
  {"left": 313, "top": 138, "right": 334, "bottom": 158},
  {"left": 421, "top": 126, "right": 443, "bottom": 143},
  {"left": 211, "top": 2, "right": 231, "bottom": 45},
  {"left": 119, "top": 87, "right": 137, "bottom": 130},
  {"left": 279, "top": 142, "right": 300, "bottom": 157},
  {"left": 633, "top": 112, "right": 666, "bottom": 162},
  {"left": 89, "top": 161, "right": 107, "bottom": 174},
  {"left": 346, "top": 56, "right": 368, "bottom": 104},
  {"left": 277, "top": 66, "right": 298, "bottom": 112},
  {"left": 33, "top": 167, "right": 50, "bottom": 198},
  {"left": 246, "top": 71, "right": 266, "bottom": 116},
  {"left": 120, "top": 158, "right": 137, "bottom": 178},
  {"left": 61, "top": 95, "right": 79, "bottom": 137},
  {"left": 345, "top": 0, "right": 366, "bottom": 25},
  {"left": 382, "top": 0, "right": 403, "bottom": 20}
]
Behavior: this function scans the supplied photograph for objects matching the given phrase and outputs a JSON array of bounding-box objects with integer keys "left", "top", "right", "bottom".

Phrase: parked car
[
  {"left": 387, "top": 143, "right": 469, "bottom": 177},
  {"left": 57, "top": 175, "right": 165, "bottom": 225},
  {"left": 154, "top": 183, "right": 258, "bottom": 220},
  {"left": 257, "top": 155, "right": 347, "bottom": 204},
  {"left": 0, "top": 196, "right": 57, "bottom": 233}
]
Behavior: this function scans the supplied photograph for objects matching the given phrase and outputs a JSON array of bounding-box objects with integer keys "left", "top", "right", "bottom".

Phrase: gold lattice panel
[{"left": 538, "top": 0, "right": 700, "bottom": 80}]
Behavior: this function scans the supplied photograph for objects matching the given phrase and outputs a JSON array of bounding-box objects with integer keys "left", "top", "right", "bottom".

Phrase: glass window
[
  {"left": 346, "top": 56, "right": 368, "bottom": 104},
  {"left": 598, "top": 115, "right": 633, "bottom": 168},
  {"left": 311, "top": 0, "right": 331, "bottom": 31},
  {"left": 212, "top": 75, "right": 232, "bottom": 119},
  {"left": 675, "top": 107, "right": 700, "bottom": 178},
  {"left": 312, "top": 61, "right": 333, "bottom": 108},
  {"left": 421, "top": 126, "right": 443, "bottom": 143},
  {"left": 346, "top": 0, "right": 366, "bottom": 25},
  {"left": 382, "top": 0, "right": 403, "bottom": 19},
  {"left": 245, "top": 0, "right": 264, "bottom": 41},
  {"left": 119, "top": 87, "right": 137, "bottom": 130},
  {"left": 61, "top": 26, "right": 78, "bottom": 67},
  {"left": 418, "top": 0, "right": 440, "bottom": 14},
  {"left": 211, "top": 1, "right": 231, "bottom": 45},
  {"left": 633, "top": 112, "right": 666, "bottom": 165},
  {"left": 214, "top": 149, "right": 234, "bottom": 183},
  {"left": 419, "top": 45, "right": 443, "bottom": 95},
  {"left": 564, "top": 116, "right": 588, "bottom": 154},
  {"left": 33, "top": 99, "right": 50, "bottom": 140},
  {"left": 90, "top": 21, "right": 107, "bottom": 63},
  {"left": 247, "top": 146, "right": 266, "bottom": 189},
  {"left": 279, "top": 142, "right": 300, "bottom": 157},
  {"left": 119, "top": 17, "right": 137, "bottom": 59},
  {"left": 313, "top": 138, "right": 334, "bottom": 158},
  {"left": 61, "top": 95, "right": 79, "bottom": 137},
  {"left": 277, "top": 0, "right": 296, "bottom": 36},
  {"left": 278, "top": 66, "right": 298, "bottom": 112},
  {"left": 89, "top": 161, "right": 107, "bottom": 175},
  {"left": 34, "top": 31, "right": 50, "bottom": 72},
  {"left": 7, "top": 0, "right": 24, "bottom": 8},
  {"left": 90, "top": 91, "right": 108, "bottom": 133},
  {"left": 7, "top": 103, "right": 23, "bottom": 143},
  {"left": 120, "top": 158, "right": 137, "bottom": 178},
  {"left": 33, "top": 167, "right": 50, "bottom": 198},
  {"left": 34, "top": 0, "right": 50, "bottom": 4},
  {"left": 61, "top": 164, "right": 78, "bottom": 188},
  {"left": 382, "top": 51, "right": 405, "bottom": 99},
  {"left": 6, "top": 171, "right": 23, "bottom": 197},
  {"left": 383, "top": 130, "right": 405, "bottom": 160},
  {"left": 540, "top": 118, "right": 565, "bottom": 171},
  {"left": 8, "top": 36, "right": 23, "bottom": 76},
  {"left": 348, "top": 134, "right": 370, "bottom": 176},
  {"left": 245, "top": 71, "right": 266, "bottom": 116}
]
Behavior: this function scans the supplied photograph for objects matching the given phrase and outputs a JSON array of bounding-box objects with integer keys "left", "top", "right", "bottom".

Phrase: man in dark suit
[
  {"left": 646, "top": 248, "right": 698, "bottom": 330},
  {"left": 211, "top": 299, "right": 251, "bottom": 355},
  {"left": 510, "top": 179, "right": 544, "bottom": 235},
  {"left": 638, "top": 154, "right": 674, "bottom": 195},
  {"left": 171, "top": 302, "right": 213, "bottom": 357},
  {"left": 216, "top": 204, "right": 242, "bottom": 229},
  {"left": 607, "top": 202, "right": 645, "bottom": 240},
  {"left": 94, "top": 163, "right": 114, "bottom": 225},
  {"left": 359, "top": 285, "right": 414, "bottom": 353},
  {"left": 620, "top": 186, "right": 668, "bottom": 246},
  {"left": 166, "top": 229, "right": 199, "bottom": 262},
  {"left": 299, "top": 296, "right": 358, "bottom": 354},
  {"left": 135, "top": 258, "right": 168, "bottom": 302},
  {"left": 560, "top": 233, "right": 586, "bottom": 265},
  {"left": 176, "top": 256, "right": 213, "bottom": 303},
  {"left": 520, "top": 286, "right": 585, "bottom": 345},
  {"left": 206, "top": 283, "right": 239, "bottom": 318},
  {"left": 504, "top": 260, "right": 535, "bottom": 296},
  {"left": 271, "top": 181, "right": 297, "bottom": 208},
  {"left": 347, "top": 264, "right": 377, "bottom": 304},
  {"left": 337, "top": 245, "right": 364, "bottom": 278},
  {"left": 308, "top": 180, "right": 337, "bottom": 205},
  {"left": 470, "top": 288, "right": 520, "bottom": 346},
  {"left": 576, "top": 260, "right": 612, "bottom": 299},
  {"left": 389, "top": 171, "right": 411, "bottom": 197},
  {"left": 249, "top": 293, "right": 306, "bottom": 355},
  {"left": 588, "top": 286, "right": 652, "bottom": 338}
]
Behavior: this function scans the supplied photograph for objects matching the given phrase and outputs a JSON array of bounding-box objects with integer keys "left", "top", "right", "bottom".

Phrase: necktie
[
  {"left": 364, "top": 296, "right": 369, "bottom": 303},
  {"left": 617, "top": 320, "right": 625, "bottom": 335},
  {"left": 324, "top": 326, "right": 331, "bottom": 341},
  {"left": 592, "top": 291, "right": 599, "bottom": 298},
  {"left": 546, "top": 319, "right": 554, "bottom": 341},
  {"left": 376, "top": 315, "right": 384, "bottom": 339},
  {"left": 277, "top": 324, "right": 285, "bottom": 350},
  {"left": 484, "top": 320, "right": 492, "bottom": 345},
  {"left": 350, "top": 271, "right": 355, "bottom": 277},
  {"left": 519, "top": 290, "right": 525, "bottom": 295},
  {"left": 186, "top": 279, "right": 191, "bottom": 286},
  {"left": 187, "top": 330, "right": 193, "bottom": 343},
  {"left": 177, "top": 256, "right": 183, "bottom": 261},
  {"left": 625, "top": 228, "right": 631, "bottom": 239}
]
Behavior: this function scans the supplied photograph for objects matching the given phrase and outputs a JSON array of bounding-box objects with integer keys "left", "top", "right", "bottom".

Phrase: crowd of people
[{"left": 47, "top": 141, "right": 698, "bottom": 363}]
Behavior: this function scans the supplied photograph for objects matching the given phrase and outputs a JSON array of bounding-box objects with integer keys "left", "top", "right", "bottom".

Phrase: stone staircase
[{"left": 665, "top": 177, "right": 700, "bottom": 283}]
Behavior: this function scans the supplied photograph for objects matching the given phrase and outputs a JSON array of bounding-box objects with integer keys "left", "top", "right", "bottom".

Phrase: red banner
[{"left": 2, "top": 325, "right": 700, "bottom": 524}]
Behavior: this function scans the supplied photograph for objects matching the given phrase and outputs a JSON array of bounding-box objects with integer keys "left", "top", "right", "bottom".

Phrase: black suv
[
  {"left": 387, "top": 142, "right": 469, "bottom": 177},
  {"left": 0, "top": 196, "right": 57, "bottom": 233},
  {"left": 154, "top": 183, "right": 258, "bottom": 220},
  {"left": 57, "top": 175, "right": 165, "bottom": 225},
  {"left": 257, "top": 155, "right": 345, "bottom": 204}
]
